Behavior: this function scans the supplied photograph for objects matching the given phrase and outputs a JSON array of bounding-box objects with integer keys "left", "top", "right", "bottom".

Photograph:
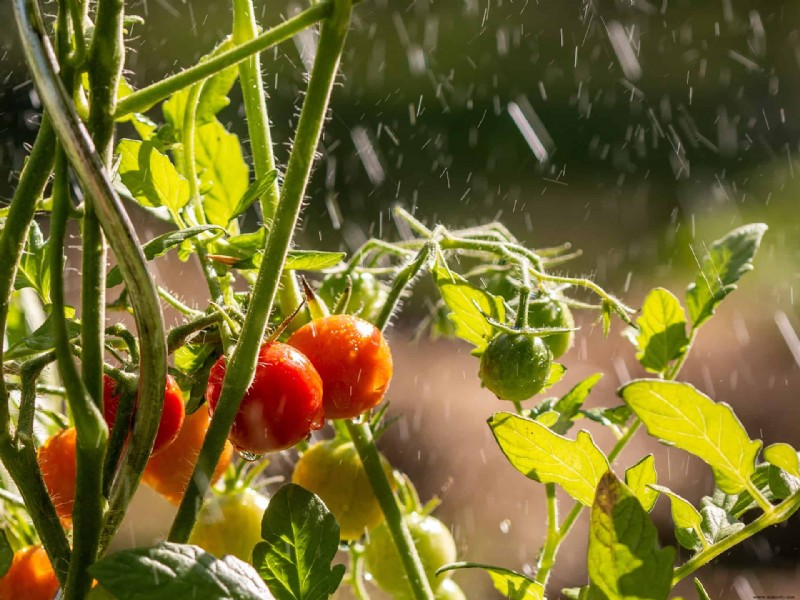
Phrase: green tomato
[
  {"left": 318, "top": 272, "right": 387, "bottom": 323},
  {"left": 528, "top": 296, "right": 574, "bottom": 358},
  {"left": 435, "top": 579, "right": 467, "bottom": 600},
  {"left": 188, "top": 488, "right": 269, "bottom": 562},
  {"left": 364, "top": 512, "right": 457, "bottom": 596},
  {"left": 479, "top": 333, "right": 552, "bottom": 401}
]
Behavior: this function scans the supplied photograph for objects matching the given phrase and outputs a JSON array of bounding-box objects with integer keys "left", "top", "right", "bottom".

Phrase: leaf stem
[
  {"left": 114, "top": 2, "right": 332, "bottom": 118},
  {"left": 534, "top": 483, "right": 559, "bottom": 584},
  {"left": 346, "top": 420, "right": 435, "bottom": 600},
  {"left": 375, "top": 241, "right": 436, "bottom": 332},
  {"left": 167, "top": 0, "right": 354, "bottom": 542}
]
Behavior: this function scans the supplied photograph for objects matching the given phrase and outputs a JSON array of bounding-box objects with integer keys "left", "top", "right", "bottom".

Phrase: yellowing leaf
[
  {"left": 764, "top": 443, "right": 800, "bottom": 478},
  {"left": 434, "top": 267, "right": 504, "bottom": 350},
  {"left": 624, "top": 455, "right": 658, "bottom": 512},
  {"left": 635, "top": 288, "right": 689, "bottom": 373}
]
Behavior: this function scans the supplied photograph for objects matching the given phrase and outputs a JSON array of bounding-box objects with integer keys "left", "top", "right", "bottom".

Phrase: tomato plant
[
  {"left": 206, "top": 342, "right": 325, "bottom": 453},
  {"left": 102, "top": 374, "right": 185, "bottom": 454},
  {"left": 479, "top": 333, "right": 552, "bottom": 402},
  {"left": 288, "top": 314, "right": 393, "bottom": 419}
]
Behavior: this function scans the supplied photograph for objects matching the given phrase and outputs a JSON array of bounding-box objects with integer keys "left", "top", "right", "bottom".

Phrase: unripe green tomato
[
  {"left": 527, "top": 297, "right": 574, "bottom": 358},
  {"left": 435, "top": 578, "right": 467, "bottom": 600},
  {"left": 479, "top": 333, "right": 552, "bottom": 401},
  {"left": 364, "top": 512, "right": 457, "bottom": 596},
  {"left": 188, "top": 488, "right": 269, "bottom": 561},
  {"left": 292, "top": 439, "right": 392, "bottom": 540},
  {"left": 318, "top": 272, "right": 387, "bottom": 323}
]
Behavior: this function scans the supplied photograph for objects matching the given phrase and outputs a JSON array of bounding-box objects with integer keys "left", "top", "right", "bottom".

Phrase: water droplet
[
  {"left": 499, "top": 519, "right": 511, "bottom": 534},
  {"left": 238, "top": 449, "right": 263, "bottom": 462}
]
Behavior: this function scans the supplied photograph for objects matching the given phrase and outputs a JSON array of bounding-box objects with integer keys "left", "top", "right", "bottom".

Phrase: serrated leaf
[
  {"left": 252, "top": 484, "right": 345, "bottom": 600},
  {"left": 0, "top": 531, "right": 12, "bottom": 578},
  {"left": 551, "top": 373, "right": 603, "bottom": 434},
  {"left": 694, "top": 578, "right": 711, "bottom": 600},
  {"left": 764, "top": 443, "right": 800, "bottom": 478},
  {"left": 434, "top": 267, "right": 505, "bottom": 350},
  {"left": 625, "top": 455, "right": 658, "bottom": 512},
  {"left": 686, "top": 224, "right": 767, "bottom": 328},
  {"left": 107, "top": 225, "right": 223, "bottom": 287},
  {"left": 489, "top": 412, "right": 609, "bottom": 506},
  {"left": 635, "top": 288, "right": 689, "bottom": 373},
  {"left": 650, "top": 485, "right": 705, "bottom": 549},
  {"left": 699, "top": 504, "right": 743, "bottom": 545},
  {"left": 6, "top": 315, "right": 81, "bottom": 360},
  {"left": 440, "top": 563, "right": 543, "bottom": 600},
  {"left": 89, "top": 542, "right": 272, "bottom": 600},
  {"left": 588, "top": 472, "right": 674, "bottom": 600},
  {"left": 117, "top": 139, "right": 189, "bottom": 213},
  {"left": 620, "top": 380, "right": 761, "bottom": 494},
  {"left": 194, "top": 120, "right": 249, "bottom": 230}
]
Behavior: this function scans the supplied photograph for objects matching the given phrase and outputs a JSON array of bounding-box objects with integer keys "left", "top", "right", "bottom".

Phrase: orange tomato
[
  {"left": 142, "top": 408, "right": 233, "bottom": 505},
  {"left": 0, "top": 546, "right": 59, "bottom": 600},
  {"left": 37, "top": 427, "right": 77, "bottom": 526}
]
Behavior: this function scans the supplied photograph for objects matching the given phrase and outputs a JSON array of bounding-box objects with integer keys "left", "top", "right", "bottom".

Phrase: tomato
[
  {"left": 142, "top": 409, "right": 233, "bottom": 505},
  {"left": 527, "top": 295, "right": 574, "bottom": 358},
  {"left": 318, "top": 272, "right": 387, "bottom": 323},
  {"left": 188, "top": 488, "right": 269, "bottom": 561},
  {"left": 205, "top": 342, "right": 324, "bottom": 453},
  {"left": 288, "top": 315, "right": 392, "bottom": 419},
  {"left": 479, "top": 333, "right": 552, "bottom": 401},
  {"left": 0, "top": 545, "right": 59, "bottom": 600},
  {"left": 364, "top": 512, "right": 457, "bottom": 596},
  {"left": 435, "top": 579, "right": 466, "bottom": 600},
  {"left": 103, "top": 374, "right": 185, "bottom": 455},
  {"left": 37, "top": 427, "right": 77, "bottom": 525},
  {"left": 292, "top": 439, "right": 392, "bottom": 540}
]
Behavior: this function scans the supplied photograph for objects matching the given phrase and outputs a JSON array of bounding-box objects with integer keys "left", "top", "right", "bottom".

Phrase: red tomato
[
  {"left": 0, "top": 546, "right": 59, "bottom": 600},
  {"left": 103, "top": 374, "right": 185, "bottom": 454},
  {"left": 37, "top": 427, "right": 77, "bottom": 526},
  {"left": 205, "top": 342, "right": 324, "bottom": 453},
  {"left": 288, "top": 314, "right": 393, "bottom": 419}
]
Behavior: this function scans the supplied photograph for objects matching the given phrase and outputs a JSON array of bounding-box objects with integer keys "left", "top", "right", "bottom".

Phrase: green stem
[
  {"left": 672, "top": 489, "right": 800, "bottom": 584},
  {"left": 348, "top": 544, "right": 370, "bottom": 600},
  {"left": 114, "top": 2, "right": 332, "bottom": 118},
  {"left": 12, "top": 0, "right": 168, "bottom": 554},
  {"left": 167, "top": 312, "right": 224, "bottom": 354},
  {"left": 168, "top": 0, "right": 354, "bottom": 542},
  {"left": 375, "top": 241, "right": 436, "bottom": 332},
  {"left": 346, "top": 420, "right": 435, "bottom": 600},
  {"left": 534, "top": 484, "right": 559, "bottom": 585}
]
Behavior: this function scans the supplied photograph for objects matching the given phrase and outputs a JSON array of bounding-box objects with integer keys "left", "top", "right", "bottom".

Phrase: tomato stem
[
  {"left": 346, "top": 420, "right": 436, "bottom": 600},
  {"left": 167, "top": 0, "right": 354, "bottom": 543}
]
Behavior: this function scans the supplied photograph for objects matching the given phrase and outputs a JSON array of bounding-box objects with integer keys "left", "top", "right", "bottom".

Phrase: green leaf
[
  {"left": 14, "top": 222, "right": 51, "bottom": 301},
  {"left": 0, "top": 530, "right": 12, "bottom": 578},
  {"left": 764, "top": 443, "right": 800, "bottom": 478},
  {"left": 434, "top": 267, "right": 505, "bottom": 350},
  {"left": 89, "top": 542, "right": 273, "bottom": 600},
  {"left": 768, "top": 465, "right": 800, "bottom": 500},
  {"left": 650, "top": 485, "right": 705, "bottom": 549},
  {"left": 230, "top": 172, "right": 278, "bottom": 222},
  {"left": 686, "top": 224, "right": 767, "bottom": 328},
  {"left": 541, "top": 362, "right": 566, "bottom": 391},
  {"left": 705, "top": 463, "right": 772, "bottom": 518},
  {"left": 581, "top": 405, "right": 633, "bottom": 429},
  {"left": 116, "top": 139, "right": 190, "bottom": 213},
  {"left": 6, "top": 315, "right": 81, "bottom": 360},
  {"left": 252, "top": 483, "right": 345, "bottom": 600},
  {"left": 284, "top": 251, "right": 346, "bottom": 272},
  {"left": 694, "top": 578, "right": 711, "bottom": 600},
  {"left": 620, "top": 380, "right": 761, "bottom": 494},
  {"left": 439, "top": 563, "right": 543, "bottom": 600},
  {"left": 634, "top": 288, "right": 689, "bottom": 373},
  {"left": 107, "top": 225, "right": 223, "bottom": 287},
  {"left": 624, "top": 455, "right": 658, "bottom": 512},
  {"left": 587, "top": 471, "right": 674, "bottom": 600},
  {"left": 699, "top": 504, "right": 743, "bottom": 545},
  {"left": 551, "top": 373, "right": 603, "bottom": 434},
  {"left": 488, "top": 412, "right": 609, "bottom": 506}
]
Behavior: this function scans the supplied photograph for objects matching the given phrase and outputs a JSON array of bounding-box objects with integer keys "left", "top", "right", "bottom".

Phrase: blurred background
[{"left": 2, "top": 0, "right": 800, "bottom": 597}]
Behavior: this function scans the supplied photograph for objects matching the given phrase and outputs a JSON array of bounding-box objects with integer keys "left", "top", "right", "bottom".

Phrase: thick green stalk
[
  {"left": 346, "top": 421, "right": 435, "bottom": 600},
  {"left": 12, "top": 0, "right": 168, "bottom": 553},
  {"left": 84, "top": 0, "right": 125, "bottom": 411},
  {"left": 52, "top": 149, "right": 108, "bottom": 600},
  {"left": 114, "top": 3, "right": 331, "bottom": 118},
  {"left": 168, "top": 0, "right": 354, "bottom": 542},
  {"left": 232, "top": 0, "right": 304, "bottom": 319}
]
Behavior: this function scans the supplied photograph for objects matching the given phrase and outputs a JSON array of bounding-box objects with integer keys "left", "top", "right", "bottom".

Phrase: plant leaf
[
  {"left": 439, "top": 563, "right": 543, "bottom": 600},
  {"left": 587, "top": 471, "right": 674, "bottom": 600},
  {"left": 694, "top": 578, "right": 712, "bottom": 600},
  {"left": 650, "top": 485, "right": 705, "bottom": 549},
  {"left": 14, "top": 223, "right": 51, "bottom": 302},
  {"left": 686, "top": 224, "right": 767, "bottom": 328},
  {"left": 252, "top": 483, "right": 345, "bottom": 600},
  {"left": 194, "top": 119, "right": 250, "bottom": 230},
  {"left": 620, "top": 380, "right": 761, "bottom": 494},
  {"left": 231, "top": 172, "right": 278, "bottom": 222},
  {"left": 284, "top": 251, "right": 346, "bottom": 272},
  {"left": 434, "top": 266, "right": 505, "bottom": 350},
  {"left": 89, "top": 542, "right": 273, "bottom": 600},
  {"left": 489, "top": 412, "right": 609, "bottom": 506},
  {"left": 6, "top": 315, "right": 81, "bottom": 360},
  {"left": 635, "top": 288, "right": 689, "bottom": 373},
  {"left": 763, "top": 443, "right": 800, "bottom": 478},
  {"left": 699, "top": 504, "right": 743, "bottom": 545},
  {"left": 117, "top": 139, "right": 190, "bottom": 213},
  {"left": 541, "top": 362, "right": 567, "bottom": 391},
  {"left": 107, "top": 225, "right": 223, "bottom": 287},
  {"left": 0, "top": 531, "right": 12, "bottom": 578},
  {"left": 624, "top": 455, "right": 658, "bottom": 512},
  {"left": 551, "top": 373, "right": 603, "bottom": 434}
]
